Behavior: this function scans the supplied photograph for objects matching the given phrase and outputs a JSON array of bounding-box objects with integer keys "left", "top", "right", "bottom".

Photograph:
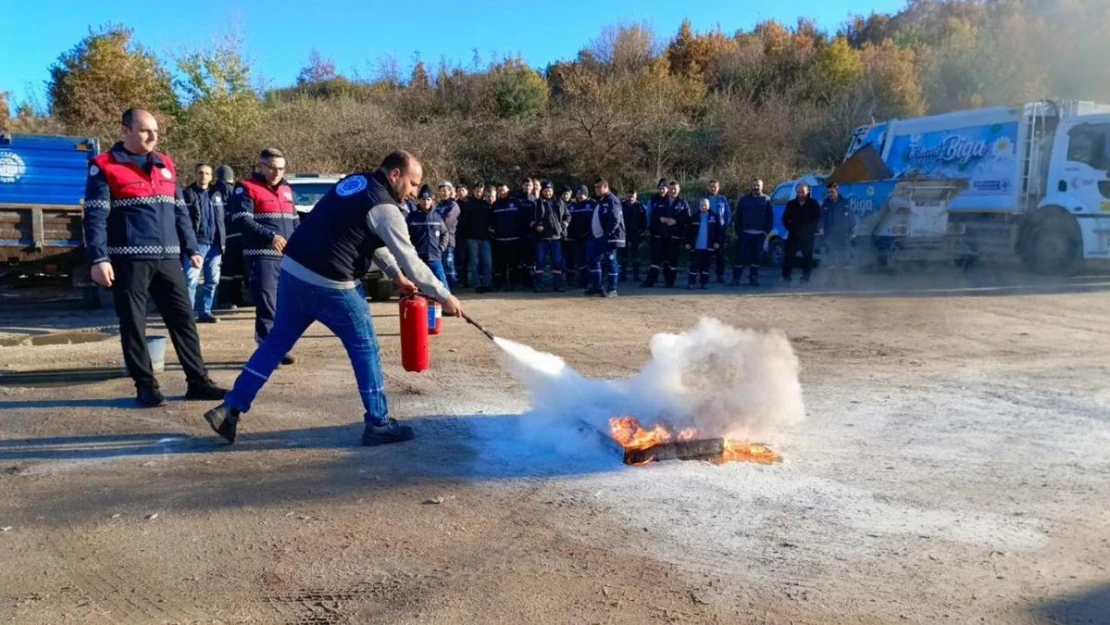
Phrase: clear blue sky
[{"left": 0, "top": 0, "right": 906, "bottom": 109}]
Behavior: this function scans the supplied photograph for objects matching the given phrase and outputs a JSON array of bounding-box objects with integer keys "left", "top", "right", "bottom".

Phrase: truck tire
[
  {"left": 1020, "top": 213, "right": 1082, "bottom": 276},
  {"left": 766, "top": 237, "right": 785, "bottom": 268},
  {"left": 367, "top": 278, "right": 393, "bottom": 302}
]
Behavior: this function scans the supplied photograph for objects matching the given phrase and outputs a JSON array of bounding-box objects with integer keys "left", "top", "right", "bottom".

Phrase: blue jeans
[
  {"left": 534, "top": 239, "right": 564, "bottom": 286},
  {"left": 443, "top": 247, "right": 457, "bottom": 290},
  {"left": 226, "top": 270, "right": 389, "bottom": 424},
  {"left": 184, "top": 244, "right": 222, "bottom": 317},
  {"left": 466, "top": 239, "right": 492, "bottom": 288},
  {"left": 424, "top": 259, "right": 449, "bottom": 293},
  {"left": 586, "top": 238, "right": 619, "bottom": 292}
]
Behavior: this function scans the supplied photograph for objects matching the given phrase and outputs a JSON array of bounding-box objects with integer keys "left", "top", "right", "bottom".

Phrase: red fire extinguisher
[
  {"left": 427, "top": 299, "right": 442, "bottom": 335},
  {"left": 400, "top": 295, "right": 430, "bottom": 372}
]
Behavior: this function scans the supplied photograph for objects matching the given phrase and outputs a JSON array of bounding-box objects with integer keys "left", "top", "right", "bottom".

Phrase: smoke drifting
[{"left": 494, "top": 318, "right": 805, "bottom": 445}]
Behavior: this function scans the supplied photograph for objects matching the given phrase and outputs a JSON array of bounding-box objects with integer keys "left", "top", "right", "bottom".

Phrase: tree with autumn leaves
[{"left": 10, "top": 0, "right": 1110, "bottom": 194}]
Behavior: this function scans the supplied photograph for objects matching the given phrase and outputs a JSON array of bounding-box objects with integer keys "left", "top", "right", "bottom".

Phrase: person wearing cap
[
  {"left": 491, "top": 182, "right": 526, "bottom": 291},
  {"left": 212, "top": 164, "right": 242, "bottom": 309},
  {"left": 620, "top": 190, "right": 646, "bottom": 283},
  {"left": 531, "top": 180, "right": 568, "bottom": 292},
  {"left": 641, "top": 178, "right": 674, "bottom": 287},
  {"left": 458, "top": 182, "right": 494, "bottom": 292},
  {"left": 435, "top": 181, "right": 461, "bottom": 290},
  {"left": 408, "top": 185, "right": 450, "bottom": 287},
  {"left": 585, "top": 178, "right": 625, "bottom": 297},
  {"left": 565, "top": 185, "right": 594, "bottom": 289}
]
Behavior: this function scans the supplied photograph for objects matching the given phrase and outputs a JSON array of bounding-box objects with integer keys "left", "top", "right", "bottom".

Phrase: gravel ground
[{"left": 1, "top": 268, "right": 1108, "bottom": 625}]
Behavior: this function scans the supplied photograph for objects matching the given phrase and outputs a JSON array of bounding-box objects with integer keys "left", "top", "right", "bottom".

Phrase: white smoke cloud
[{"left": 494, "top": 318, "right": 805, "bottom": 446}]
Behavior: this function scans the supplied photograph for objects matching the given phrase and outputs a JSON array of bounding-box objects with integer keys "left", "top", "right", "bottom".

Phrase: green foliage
[
  {"left": 47, "top": 25, "right": 178, "bottom": 143},
  {"left": 492, "top": 61, "right": 549, "bottom": 119}
]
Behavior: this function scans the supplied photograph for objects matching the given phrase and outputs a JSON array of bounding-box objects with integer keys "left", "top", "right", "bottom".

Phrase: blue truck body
[{"left": 0, "top": 133, "right": 99, "bottom": 272}]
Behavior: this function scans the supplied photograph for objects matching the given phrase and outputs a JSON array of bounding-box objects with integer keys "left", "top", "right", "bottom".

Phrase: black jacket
[
  {"left": 621, "top": 199, "right": 647, "bottom": 238},
  {"left": 183, "top": 183, "right": 225, "bottom": 249},
  {"left": 735, "top": 193, "right": 774, "bottom": 234},
  {"left": 685, "top": 210, "right": 724, "bottom": 249},
  {"left": 782, "top": 197, "right": 822, "bottom": 237},
  {"left": 532, "top": 198, "right": 567, "bottom": 240},
  {"left": 458, "top": 198, "right": 493, "bottom": 240}
]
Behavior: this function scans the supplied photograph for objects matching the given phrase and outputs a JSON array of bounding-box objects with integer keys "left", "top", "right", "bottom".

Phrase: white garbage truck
[{"left": 834, "top": 100, "right": 1110, "bottom": 273}]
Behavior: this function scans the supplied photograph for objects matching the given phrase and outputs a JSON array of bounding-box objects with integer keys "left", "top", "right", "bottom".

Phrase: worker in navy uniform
[
  {"left": 230, "top": 148, "right": 300, "bottom": 365},
  {"left": 684, "top": 198, "right": 723, "bottom": 289},
  {"left": 821, "top": 182, "right": 854, "bottom": 286},
  {"left": 458, "top": 182, "right": 495, "bottom": 293},
  {"left": 491, "top": 182, "right": 526, "bottom": 291},
  {"left": 619, "top": 190, "right": 646, "bottom": 283},
  {"left": 733, "top": 178, "right": 774, "bottom": 286},
  {"left": 453, "top": 182, "right": 469, "bottom": 287},
  {"left": 202, "top": 151, "right": 464, "bottom": 447},
  {"left": 565, "top": 185, "right": 594, "bottom": 288},
  {"left": 407, "top": 185, "right": 450, "bottom": 288},
  {"left": 585, "top": 178, "right": 625, "bottom": 298},
  {"left": 705, "top": 179, "right": 732, "bottom": 283},
  {"left": 781, "top": 182, "right": 822, "bottom": 284},
  {"left": 435, "top": 181, "right": 460, "bottom": 290},
  {"left": 211, "top": 165, "right": 241, "bottom": 309},
  {"left": 515, "top": 178, "right": 538, "bottom": 290},
  {"left": 640, "top": 178, "right": 672, "bottom": 288},
  {"left": 83, "top": 108, "right": 227, "bottom": 407},
  {"left": 182, "top": 163, "right": 224, "bottom": 323},
  {"left": 661, "top": 180, "right": 691, "bottom": 287},
  {"left": 531, "top": 180, "right": 567, "bottom": 293}
]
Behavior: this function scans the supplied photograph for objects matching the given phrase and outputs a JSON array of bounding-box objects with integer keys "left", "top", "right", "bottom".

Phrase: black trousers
[
  {"left": 715, "top": 247, "right": 727, "bottom": 280},
  {"left": 783, "top": 233, "right": 816, "bottom": 280},
  {"left": 644, "top": 237, "right": 680, "bottom": 286},
  {"left": 248, "top": 257, "right": 282, "bottom": 343},
  {"left": 688, "top": 249, "right": 713, "bottom": 286},
  {"left": 493, "top": 240, "right": 520, "bottom": 290},
  {"left": 619, "top": 235, "right": 641, "bottom": 281},
  {"left": 112, "top": 258, "right": 208, "bottom": 387}
]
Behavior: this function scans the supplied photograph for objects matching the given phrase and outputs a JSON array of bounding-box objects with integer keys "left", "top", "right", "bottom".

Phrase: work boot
[
  {"left": 185, "top": 376, "right": 228, "bottom": 401},
  {"left": 361, "top": 418, "right": 415, "bottom": 446},
  {"left": 604, "top": 290, "right": 618, "bottom": 298},
  {"left": 280, "top": 355, "right": 296, "bottom": 366},
  {"left": 197, "top": 315, "right": 220, "bottom": 324},
  {"left": 136, "top": 383, "right": 167, "bottom": 408},
  {"left": 203, "top": 402, "right": 240, "bottom": 444}
]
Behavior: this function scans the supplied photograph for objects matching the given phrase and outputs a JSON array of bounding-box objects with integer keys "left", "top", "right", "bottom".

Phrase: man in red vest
[
  {"left": 229, "top": 148, "right": 300, "bottom": 365},
  {"left": 83, "top": 108, "right": 227, "bottom": 407}
]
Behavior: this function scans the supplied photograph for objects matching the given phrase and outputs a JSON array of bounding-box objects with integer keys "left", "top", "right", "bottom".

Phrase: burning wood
[
  {"left": 608, "top": 416, "right": 782, "bottom": 466},
  {"left": 623, "top": 437, "right": 725, "bottom": 465}
]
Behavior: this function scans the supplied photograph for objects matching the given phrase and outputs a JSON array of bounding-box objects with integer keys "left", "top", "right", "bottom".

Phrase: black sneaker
[
  {"left": 136, "top": 384, "right": 167, "bottom": 408},
  {"left": 361, "top": 418, "right": 415, "bottom": 446},
  {"left": 280, "top": 355, "right": 296, "bottom": 366},
  {"left": 185, "top": 377, "right": 228, "bottom": 401},
  {"left": 197, "top": 315, "right": 220, "bottom": 324},
  {"left": 203, "top": 403, "right": 240, "bottom": 444}
]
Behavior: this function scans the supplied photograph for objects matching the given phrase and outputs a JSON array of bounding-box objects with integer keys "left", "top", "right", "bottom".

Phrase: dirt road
[{"left": 1, "top": 269, "right": 1108, "bottom": 625}]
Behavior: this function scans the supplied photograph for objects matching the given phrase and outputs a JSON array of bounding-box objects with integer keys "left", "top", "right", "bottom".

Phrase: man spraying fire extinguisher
[{"left": 202, "top": 151, "right": 463, "bottom": 448}]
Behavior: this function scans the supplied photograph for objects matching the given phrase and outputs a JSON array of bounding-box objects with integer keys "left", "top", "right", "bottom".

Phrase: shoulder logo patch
[
  {"left": 235, "top": 187, "right": 244, "bottom": 195},
  {"left": 161, "top": 168, "right": 173, "bottom": 179},
  {"left": 336, "top": 175, "right": 368, "bottom": 197},
  {"left": 89, "top": 165, "right": 99, "bottom": 177}
]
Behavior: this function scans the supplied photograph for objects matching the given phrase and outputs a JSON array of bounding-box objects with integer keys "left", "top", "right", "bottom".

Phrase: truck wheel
[
  {"left": 1021, "top": 214, "right": 1082, "bottom": 275},
  {"left": 368, "top": 278, "right": 393, "bottom": 302},
  {"left": 767, "top": 238, "right": 785, "bottom": 268}
]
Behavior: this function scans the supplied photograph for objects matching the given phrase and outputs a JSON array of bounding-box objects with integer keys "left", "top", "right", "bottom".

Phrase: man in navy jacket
[
  {"left": 83, "top": 108, "right": 226, "bottom": 407},
  {"left": 182, "top": 163, "right": 224, "bottom": 322},
  {"left": 586, "top": 178, "right": 625, "bottom": 297}
]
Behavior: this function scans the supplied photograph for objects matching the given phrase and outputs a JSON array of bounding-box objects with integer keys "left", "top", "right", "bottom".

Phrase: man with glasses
[{"left": 230, "top": 148, "right": 299, "bottom": 364}]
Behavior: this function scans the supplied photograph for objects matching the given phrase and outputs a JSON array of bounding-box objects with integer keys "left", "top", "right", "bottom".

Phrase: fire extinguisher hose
[{"left": 412, "top": 292, "right": 496, "bottom": 342}]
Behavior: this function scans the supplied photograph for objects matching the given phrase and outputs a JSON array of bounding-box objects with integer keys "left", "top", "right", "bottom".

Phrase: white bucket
[{"left": 125, "top": 335, "right": 167, "bottom": 375}]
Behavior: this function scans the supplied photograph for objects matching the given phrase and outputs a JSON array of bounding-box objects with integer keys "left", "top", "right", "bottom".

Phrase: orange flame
[{"left": 608, "top": 416, "right": 781, "bottom": 465}]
